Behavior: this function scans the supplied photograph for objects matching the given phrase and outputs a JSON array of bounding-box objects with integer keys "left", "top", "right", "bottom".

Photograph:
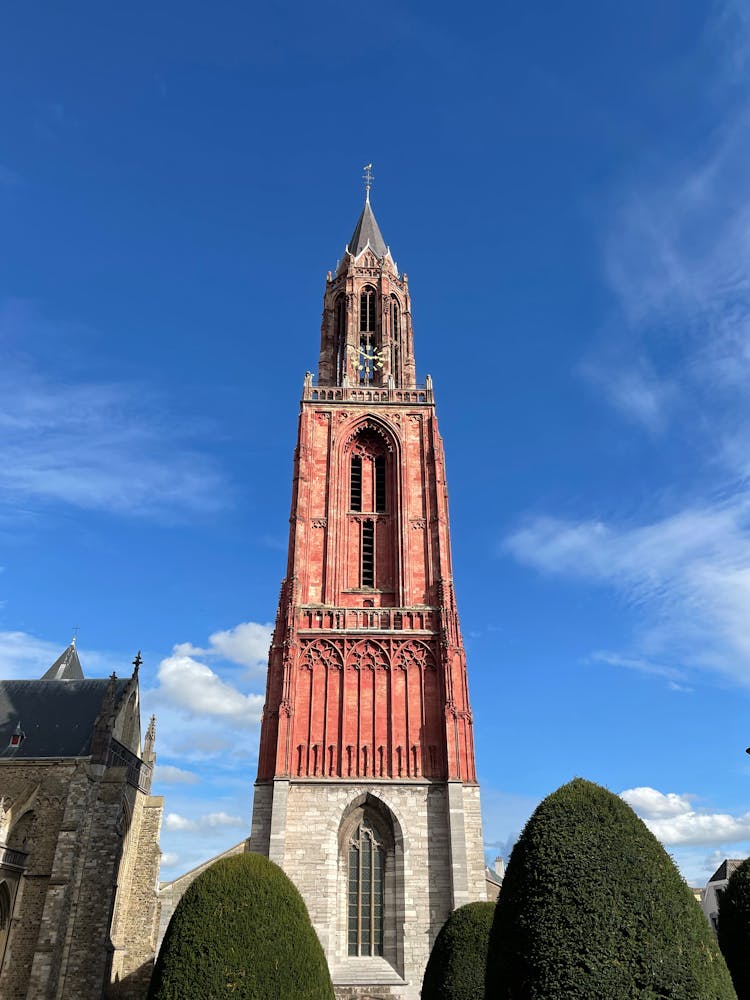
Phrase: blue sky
[{"left": 2, "top": 1, "right": 750, "bottom": 886}]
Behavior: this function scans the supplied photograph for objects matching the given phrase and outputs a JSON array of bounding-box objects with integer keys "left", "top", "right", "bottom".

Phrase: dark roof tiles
[{"left": 0, "top": 678, "right": 130, "bottom": 759}]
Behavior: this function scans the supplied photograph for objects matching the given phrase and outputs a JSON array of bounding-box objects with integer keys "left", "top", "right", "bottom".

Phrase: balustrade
[
  {"left": 299, "top": 606, "right": 436, "bottom": 632},
  {"left": 304, "top": 384, "right": 432, "bottom": 405}
]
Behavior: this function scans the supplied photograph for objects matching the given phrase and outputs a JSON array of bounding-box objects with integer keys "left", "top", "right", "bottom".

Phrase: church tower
[{"left": 250, "top": 176, "right": 485, "bottom": 1000}]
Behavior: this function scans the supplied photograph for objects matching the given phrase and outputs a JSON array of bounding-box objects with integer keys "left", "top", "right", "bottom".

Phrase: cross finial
[
  {"left": 132, "top": 650, "right": 143, "bottom": 671},
  {"left": 363, "top": 163, "right": 374, "bottom": 202}
]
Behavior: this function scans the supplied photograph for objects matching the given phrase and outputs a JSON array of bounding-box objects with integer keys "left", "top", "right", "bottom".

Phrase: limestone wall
[{"left": 255, "top": 777, "right": 485, "bottom": 1000}]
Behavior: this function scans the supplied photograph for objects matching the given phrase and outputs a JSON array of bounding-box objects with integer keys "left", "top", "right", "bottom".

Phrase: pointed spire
[
  {"left": 347, "top": 199, "right": 388, "bottom": 258},
  {"left": 144, "top": 714, "right": 156, "bottom": 756},
  {"left": 41, "top": 636, "right": 84, "bottom": 681}
]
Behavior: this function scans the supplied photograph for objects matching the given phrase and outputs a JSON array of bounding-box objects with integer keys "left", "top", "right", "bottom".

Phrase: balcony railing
[
  {"left": 299, "top": 606, "right": 437, "bottom": 632},
  {"left": 0, "top": 844, "right": 28, "bottom": 870},
  {"left": 107, "top": 739, "right": 152, "bottom": 793}
]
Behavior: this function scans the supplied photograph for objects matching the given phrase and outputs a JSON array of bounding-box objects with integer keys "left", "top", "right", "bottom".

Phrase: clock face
[{"left": 359, "top": 345, "right": 385, "bottom": 372}]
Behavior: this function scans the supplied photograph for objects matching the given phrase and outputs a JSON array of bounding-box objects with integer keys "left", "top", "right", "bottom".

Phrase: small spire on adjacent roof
[{"left": 41, "top": 637, "right": 84, "bottom": 681}]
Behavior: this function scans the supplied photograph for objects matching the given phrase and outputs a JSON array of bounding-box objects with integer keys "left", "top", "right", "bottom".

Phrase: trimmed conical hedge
[
  {"left": 148, "top": 852, "right": 334, "bottom": 1000},
  {"left": 718, "top": 857, "right": 750, "bottom": 999},
  {"left": 486, "top": 778, "right": 735, "bottom": 999},
  {"left": 422, "top": 900, "right": 495, "bottom": 1000}
]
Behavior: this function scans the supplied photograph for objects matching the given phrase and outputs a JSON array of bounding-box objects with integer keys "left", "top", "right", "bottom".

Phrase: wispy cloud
[
  {"left": 506, "top": 500, "right": 750, "bottom": 686},
  {"left": 506, "top": 10, "right": 750, "bottom": 689},
  {"left": 0, "top": 299, "right": 230, "bottom": 519},
  {"left": 154, "top": 764, "right": 200, "bottom": 786}
]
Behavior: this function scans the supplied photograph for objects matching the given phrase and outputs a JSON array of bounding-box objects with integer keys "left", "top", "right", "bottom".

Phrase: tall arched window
[
  {"left": 391, "top": 297, "right": 400, "bottom": 385},
  {"left": 360, "top": 287, "right": 376, "bottom": 333},
  {"left": 348, "top": 817, "right": 385, "bottom": 956},
  {"left": 0, "top": 882, "right": 10, "bottom": 933},
  {"left": 361, "top": 520, "right": 375, "bottom": 587},
  {"left": 350, "top": 455, "right": 362, "bottom": 511},
  {"left": 335, "top": 295, "right": 347, "bottom": 384},
  {"left": 359, "top": 286, "right": 378, "bottom": 386}
]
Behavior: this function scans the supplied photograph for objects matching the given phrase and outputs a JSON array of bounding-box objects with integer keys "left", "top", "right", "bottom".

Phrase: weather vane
[{"left": 363, "top": 163, "right": 374, "bottom": 201}]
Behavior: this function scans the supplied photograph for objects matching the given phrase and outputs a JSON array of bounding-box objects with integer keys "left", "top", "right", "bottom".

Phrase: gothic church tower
[{"left": 250, "top": 180, "right": 485, "bottom": 1000}]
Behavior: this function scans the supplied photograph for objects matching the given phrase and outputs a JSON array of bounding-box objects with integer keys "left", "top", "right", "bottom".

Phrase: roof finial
[
  {"left": 363, "top": 163, "right": 374, "bottom": 202},
  {"left": 71, "top": 625, "right": 79, "bottom": 647}
]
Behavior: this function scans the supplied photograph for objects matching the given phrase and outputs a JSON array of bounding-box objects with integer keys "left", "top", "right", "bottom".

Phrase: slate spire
[
  {"left": 41, "top": 635, "right": 84, "bottom": 680},
  {"left": 347, "top": 197, "right": 388, "bottom": 259}
]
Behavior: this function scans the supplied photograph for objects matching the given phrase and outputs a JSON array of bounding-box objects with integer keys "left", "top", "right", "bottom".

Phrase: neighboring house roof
[
  {"left": 0, "top": 678, "right": 129, "bottom": 758},
  {"left": 41, "top": 641, "right": 84, "bottom": 680},
  {"left": 708, "top": 859, "right": 745, "bottom": 883},
  {"left": 485, "top": 866, "right": 503, "bottom": 888},
  {"left": 347, "top": 198, "right": 388, "bottom": 258}
]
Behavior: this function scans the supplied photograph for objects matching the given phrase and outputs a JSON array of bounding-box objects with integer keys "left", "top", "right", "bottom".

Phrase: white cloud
[
  {"left": 155, "top": 652, "right": 264, "bottom": 725},
  {"left": 621, "top": 787, "right": 694, "bottom": 819},
  {"left": 208, "top": 621, "right": 273, "bottom": 673},
  {"left": 154, "top": 764, "right": 199, "bottom": 786},
  {"left": 0, "top": 299, "right": 229, "bottom": 519},
  {"left": 174, "top": 621, "right": 274, "bottom": 676},
  {"left": 160, "top": 851, "right": 179, "bottom": 867},
  {"left": 164, "top": 813, "right": 195, "bottom": 831},
  {"left": 621, "top": 785, "right": 750, "bottom": 847},
  {"left": 164, "top": 811, "right": 243, "bottom": 832}
]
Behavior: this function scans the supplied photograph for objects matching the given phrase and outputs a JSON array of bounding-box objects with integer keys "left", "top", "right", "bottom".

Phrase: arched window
[
  {"left": 0, "top": 882, "right": 10, "bottom": 932},
  {"left": 347, "top": 817, "right": 385, "bottom": 956},
  {"left": 335, "top": 295, "right": 347, "bottom": 384},
  {"left": 350, "top": 455, "right": 362, "bottom": 511},
  {"left": 361, "top": 520, "right": 375, "bottom": 587},
  {"left": 391, "top": 297, "right": 400, "bottom": 385},
  {"left": 374, "top": 455, "right": 386, "bottom": 512},
  {"left": 360, "top": 287, "right": 376, "bottom": 333},
  {"left": 359, "top": 287, "right": 379, "bottom": 386}
]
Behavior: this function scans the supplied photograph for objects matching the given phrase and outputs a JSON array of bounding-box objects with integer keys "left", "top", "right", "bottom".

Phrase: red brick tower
[{"left": 250, "top": 179, "right": 485, "bottom": 999}]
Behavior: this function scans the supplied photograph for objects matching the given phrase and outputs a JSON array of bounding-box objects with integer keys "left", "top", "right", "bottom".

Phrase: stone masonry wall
[
  {"left": 0, "top": 761, "right": 75, "bottom": 1000},
  {"left": 262, "top": 778, "right": 484, "bottom": 1000},
  {"left": 109, "top": 793, "right": 163, "bottom": 999},
  {"left": 462, "top": 784, "right": 487, "bottom": 903}
]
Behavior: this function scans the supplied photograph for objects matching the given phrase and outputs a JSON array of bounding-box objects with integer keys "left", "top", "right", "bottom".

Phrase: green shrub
[
  {"left": 485, "top": 778, "right": 735, "bottom": 999},
  {"left": 148, "top": 851, "right": 334, "bottom": 1000},
  {"left": 422, "top": 901, "right": 495, "bottom": 1000},
  {"left": 718, "top": 857, "right": 750, "bottom": 999}
]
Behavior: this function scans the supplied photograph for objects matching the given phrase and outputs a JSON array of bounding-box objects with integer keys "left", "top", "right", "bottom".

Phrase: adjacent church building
[
  {"left": 248, "top": 183, "right": 486, "bottom": 999},
  {"left": 0, "top": 640, "right": 162, "bottom": 1000}
]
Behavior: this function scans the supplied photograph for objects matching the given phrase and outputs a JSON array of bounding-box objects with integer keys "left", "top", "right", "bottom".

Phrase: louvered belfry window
[
  {"left": 347, "top": 818, "right": 385, "bottom": 956},
  {"left": 361, "top": 520, "right": 375, "bottom": 587}
]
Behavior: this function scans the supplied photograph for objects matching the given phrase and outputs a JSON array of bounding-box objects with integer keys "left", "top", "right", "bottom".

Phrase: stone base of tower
[{"left": 250, "top": 779, "right": 485, "bottom": 1000}]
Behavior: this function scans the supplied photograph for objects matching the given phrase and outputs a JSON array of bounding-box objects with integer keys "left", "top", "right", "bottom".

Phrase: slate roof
[
  {"left": 41, "top": 641, "right": 84, "bottom": 680},
  {"left": 709, "top": 859, "right": 745, "bottom": 883},
  {"left": 347, "top": 198, "right": 388, "bottom": 258},
  {"left": 0, "top": 678, "right": 129, "bottom": 759}
]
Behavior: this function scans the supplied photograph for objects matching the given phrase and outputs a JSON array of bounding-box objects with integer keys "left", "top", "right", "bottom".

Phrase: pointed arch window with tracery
[{"left": 348, "top": 817, "right": 385, "bottom": 956}]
